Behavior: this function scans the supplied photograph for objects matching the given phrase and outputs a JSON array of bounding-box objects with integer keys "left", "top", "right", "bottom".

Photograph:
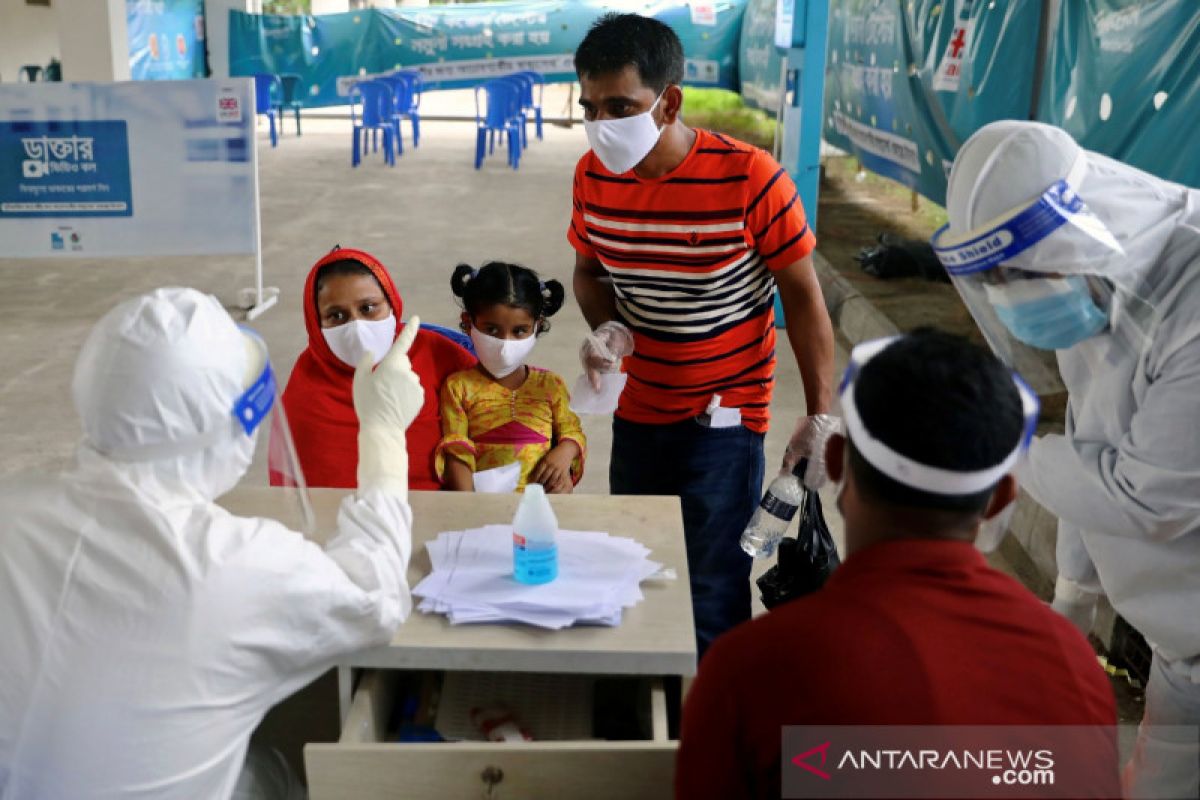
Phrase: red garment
[
  {"left": 275, "top": 248, "right": 476, "bottom": 490},
  {"left": 675, "top": 539, "right": 1119, "bottom": 800}
]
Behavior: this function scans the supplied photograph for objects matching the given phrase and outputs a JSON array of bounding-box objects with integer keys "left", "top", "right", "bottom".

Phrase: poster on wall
[
  {"left": 0, "top": 79, "right": 256, "bottom": 258},
  {"left": 128, "top": 0, "right": 207, "bottom": 80}
]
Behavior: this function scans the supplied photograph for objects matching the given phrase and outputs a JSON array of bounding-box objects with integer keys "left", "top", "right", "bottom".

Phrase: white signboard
[{"left": 0, "top": 79, "right": 257, "bottom": 258}]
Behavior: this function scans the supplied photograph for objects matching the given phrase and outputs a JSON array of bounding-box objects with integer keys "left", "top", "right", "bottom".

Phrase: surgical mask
[
  {"left": 985, "top": 276, "right": 1108, "bottom": 351},
  {"left": 322, "top": 314, "right": 396, "bottom": 368},
  {"left": 583, "top": 91, "right": 666, "bottom": 175},
  {"left": 471, "top": 328, "right": 537, "bottom": 378}
]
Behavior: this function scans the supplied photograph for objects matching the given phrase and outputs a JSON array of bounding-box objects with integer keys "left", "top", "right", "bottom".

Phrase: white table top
[{"left": 220, "top": 488, "right": 697, "bottom": 677}]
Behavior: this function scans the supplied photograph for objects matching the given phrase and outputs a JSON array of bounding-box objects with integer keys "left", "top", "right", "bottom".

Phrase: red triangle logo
[{"left": 791, "top": 741, "right": 832, "bottom": 780}]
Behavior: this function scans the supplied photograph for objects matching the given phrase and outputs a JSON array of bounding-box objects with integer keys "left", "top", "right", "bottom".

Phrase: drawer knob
[{"left": 481, "top": 766, "right": 504, "bottom": 798}]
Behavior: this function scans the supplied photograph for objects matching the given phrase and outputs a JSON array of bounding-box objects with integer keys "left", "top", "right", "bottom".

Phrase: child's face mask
[{"left": 470, "top": 328, "right": 537, "bottom": 378}]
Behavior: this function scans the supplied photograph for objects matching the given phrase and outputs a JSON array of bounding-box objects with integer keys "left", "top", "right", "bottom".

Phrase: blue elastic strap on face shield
[
  {"left": 932, "top": 179, "right": 1084, "bottom": 276},
  {"left": 233, "top": 359, "right": 275, "bottom": 435}
]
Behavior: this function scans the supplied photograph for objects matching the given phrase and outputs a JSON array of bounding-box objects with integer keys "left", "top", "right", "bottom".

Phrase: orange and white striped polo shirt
[{"left": 567, "top": 129, "right": 817, "bottom": 433}]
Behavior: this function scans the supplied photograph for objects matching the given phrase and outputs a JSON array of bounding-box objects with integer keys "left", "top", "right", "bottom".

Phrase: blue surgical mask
[{"left": 987, "top": 276, "right": 1108, "bottom": 351}]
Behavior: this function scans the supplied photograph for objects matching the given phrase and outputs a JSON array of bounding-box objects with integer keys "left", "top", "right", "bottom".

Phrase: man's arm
[
  {"left": 774, "top": 254, "right": 835, "bottom": 415},
  {"left": 573, "top": 252, "right": 616, "bottom": 329}
]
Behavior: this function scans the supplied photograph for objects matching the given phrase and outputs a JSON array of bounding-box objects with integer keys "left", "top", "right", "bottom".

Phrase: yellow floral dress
[{"left": 436, "top": 366, "right": 586, "bottom": 490}]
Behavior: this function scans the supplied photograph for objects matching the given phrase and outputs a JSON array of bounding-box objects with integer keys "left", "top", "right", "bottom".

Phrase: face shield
[
  {"left": 241, "top": 327, "right": 316, "bottom": 534},
  {"left": 933, "top": 168, "right": 1154, "bottom": 366},
  {"left": 839, "top": 337, "right": 1040, "bottom": 551}
]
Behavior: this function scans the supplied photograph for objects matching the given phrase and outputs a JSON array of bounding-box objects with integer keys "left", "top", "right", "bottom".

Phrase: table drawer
[{"left": 305, "top": 669, "right": 676, "bottom": 800}]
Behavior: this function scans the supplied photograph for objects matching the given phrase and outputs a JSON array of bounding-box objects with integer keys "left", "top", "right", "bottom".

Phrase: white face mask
[
  {"left": 583, "top": 91, "right": 666, "bottom": 175},
  {"left": 322, "top": 313, "right": 397, "bottom": 368},
  {"left": 470, "top": 327, "right": 537, "bottom": 378}
]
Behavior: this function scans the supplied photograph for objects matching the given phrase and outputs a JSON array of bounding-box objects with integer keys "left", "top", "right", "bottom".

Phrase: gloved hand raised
[
  {"left": 782, "top": 414, "right": 842, "bottom": 490},
  {"left": 354, "top": 316, "right": 424, "bottom": 498},
  {"left": 580, "top": 320, "right": 634, "bottom": 391}
]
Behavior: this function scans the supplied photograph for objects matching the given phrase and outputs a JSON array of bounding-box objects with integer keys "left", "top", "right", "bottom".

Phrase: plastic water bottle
[
  {"left": 740, "top": 458, "right": 808, "bottom": 558},
  {"left": 513, "top": 484, "right": 558, "bottom": 584}
]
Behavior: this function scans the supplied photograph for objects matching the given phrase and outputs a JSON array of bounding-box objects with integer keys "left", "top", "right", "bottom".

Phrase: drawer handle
[{"left": 481, "top": 766, "right": 504, "bottom": 799}]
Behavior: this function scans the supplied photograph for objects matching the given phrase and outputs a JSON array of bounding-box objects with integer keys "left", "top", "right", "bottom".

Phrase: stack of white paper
[{"left": 413, "top": 525, "right": 662, "bottom": 629}]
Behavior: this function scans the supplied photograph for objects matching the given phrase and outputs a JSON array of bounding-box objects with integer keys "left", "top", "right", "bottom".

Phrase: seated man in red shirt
[{"left": 676, "top": 330, "right": 1119, "bottom": 800}]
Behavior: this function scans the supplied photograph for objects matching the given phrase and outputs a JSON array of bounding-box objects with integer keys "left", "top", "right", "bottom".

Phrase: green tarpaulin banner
[{"left": 230, "top": 0, "right": 747, "bottom": 107}]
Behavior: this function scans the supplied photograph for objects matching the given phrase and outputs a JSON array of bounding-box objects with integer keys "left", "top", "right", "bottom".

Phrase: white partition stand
[{"left": 239, "top": 113, "right": 279, "bottom": 320}]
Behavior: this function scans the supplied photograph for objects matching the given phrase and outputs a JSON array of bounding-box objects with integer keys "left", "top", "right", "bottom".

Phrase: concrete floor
[{"left": 0, "top": 104, "right": 847, "bottom": 592}]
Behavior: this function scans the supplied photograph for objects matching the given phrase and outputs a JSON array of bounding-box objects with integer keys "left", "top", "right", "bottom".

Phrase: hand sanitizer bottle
[{"left": 513, "top": 484, "right": 558, "bottom": 584}]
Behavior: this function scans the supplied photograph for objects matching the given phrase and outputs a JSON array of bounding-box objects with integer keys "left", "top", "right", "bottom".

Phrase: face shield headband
[
  {"left": 838, "top": 337, "right": 1040, "bottom": 496},
  {"left": 932, "top": 176, "right": 1124, "bottom": 277}
]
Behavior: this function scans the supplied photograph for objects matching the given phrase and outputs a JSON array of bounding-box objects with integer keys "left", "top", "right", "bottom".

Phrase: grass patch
[{"left": 681, "top": 87, "right": 778, "bottom": 150}]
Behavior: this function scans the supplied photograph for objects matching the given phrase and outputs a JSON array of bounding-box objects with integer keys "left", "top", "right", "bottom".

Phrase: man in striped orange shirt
[{"left": 569, "top": 13, "right": 837, "bottom": 656}]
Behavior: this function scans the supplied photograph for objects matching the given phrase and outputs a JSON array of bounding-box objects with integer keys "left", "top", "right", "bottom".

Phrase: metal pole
[{"left": 1028, "top": 0, "right": 1060, "bottom": 120}]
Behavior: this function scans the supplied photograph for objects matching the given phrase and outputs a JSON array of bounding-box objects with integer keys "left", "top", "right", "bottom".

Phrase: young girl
[{"left": 437, "top": 261, "right": 586, "bottom": 493}]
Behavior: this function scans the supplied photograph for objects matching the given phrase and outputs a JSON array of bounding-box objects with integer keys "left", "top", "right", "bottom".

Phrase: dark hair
[
  {"left": 574, "top": 13, "right": 684, "bottom": 94},
  {"left": 314, "top": 258, "right": 380, "bottom": 298},
  {"left": 450, "top": 261, "right": 566, "bottom": 333},
  {"left": 847, "top": 328, "right": 1025, "bottom": 515}
]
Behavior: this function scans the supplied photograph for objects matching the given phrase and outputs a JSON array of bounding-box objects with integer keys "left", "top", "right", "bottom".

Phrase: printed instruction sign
[{"left": 0, "top": 121, "right": 133, "bottom": 218}]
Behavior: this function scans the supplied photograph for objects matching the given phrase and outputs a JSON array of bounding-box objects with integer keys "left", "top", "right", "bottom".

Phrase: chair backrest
[
  {"left": 279, "top": 74, "right": 303, "bottom": 104},
  {"left": 354, "top": 81, "right": 396, "bottom": 127},
  {"left": 19, "top": 65, "right": 42, "bottom": 82},
  {"left": 500, "top": 74, "right": 534, "bottom": 109},
  {"left": 389, "top": 72, "right": 421, "bottom": 111},
  {"left": 481, "top": 80, "right": 521, "bottom": 128},
  {"left": 377, "top": 75, "right": 413, "bottom": 115},
  {"left": 512, "top": 70, "right": 545, "bottom": 103},
  {"left": 252, "top": 73, "right": 279, "bottom": 113},
  {"left": 420, "top": 323, "right": 475, "bottom": 355}
]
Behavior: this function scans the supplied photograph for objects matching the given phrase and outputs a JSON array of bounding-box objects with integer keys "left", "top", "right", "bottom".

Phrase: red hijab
[{"left": 277, "top": 247, "right": 476, "bottom": 490}]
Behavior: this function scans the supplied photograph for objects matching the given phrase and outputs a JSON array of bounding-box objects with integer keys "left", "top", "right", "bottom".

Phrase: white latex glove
[
  {"left": 580, "top": 320, "right": 634, "bottom": 391},
  {"left": 354, "top": 316, "right": 424, "bottom": 498},
  {"left": 782, "top": 413, "right": 842, "bottom": 489}
]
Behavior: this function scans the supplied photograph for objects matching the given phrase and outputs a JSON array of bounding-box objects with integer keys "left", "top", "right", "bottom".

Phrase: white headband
[{"left": 840, "top": 337, "right": 1039, "bottom": 496}]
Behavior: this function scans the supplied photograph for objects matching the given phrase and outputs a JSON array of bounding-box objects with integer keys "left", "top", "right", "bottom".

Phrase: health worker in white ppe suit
[
  {"left": 935, "top": 120, "right": 1200, "bottom": 799},
  {"left": 0, "top": 287, "right": 425, "bottom": 799}
]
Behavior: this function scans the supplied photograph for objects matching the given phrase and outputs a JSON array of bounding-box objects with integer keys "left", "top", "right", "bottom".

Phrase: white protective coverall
[
  {"left": 0, "top": 288, "right": 420, "bottom": 799},
  {"left": 946, "top": 121, "right": 1200, "bottom": 799}
]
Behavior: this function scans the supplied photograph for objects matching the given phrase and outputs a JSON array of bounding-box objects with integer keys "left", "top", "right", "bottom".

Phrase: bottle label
[
  {"left": 513, "top": 534, "right": 558, "bottom": 584},
  {"left": 760, "top": 493, "right": 799, "bottom": 520}
]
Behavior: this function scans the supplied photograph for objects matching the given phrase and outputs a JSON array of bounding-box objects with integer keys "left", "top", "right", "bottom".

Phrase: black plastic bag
[
  {"left": 756, "top": 489, "right": 841, "bottom": 609},
  {"left": 854, "top": 232, "right": 950, "bottom": 284}
]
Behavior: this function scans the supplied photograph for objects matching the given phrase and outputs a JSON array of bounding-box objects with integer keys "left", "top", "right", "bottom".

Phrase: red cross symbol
[{"left": 949, "top": 27, "right": 967, "bottom": 58}]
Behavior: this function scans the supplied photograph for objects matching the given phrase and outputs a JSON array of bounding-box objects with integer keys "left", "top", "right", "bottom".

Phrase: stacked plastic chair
[
  {"left": 511, "top": 70, "right": 545, "bottom": 142},
  {"left": 351, "top": 81, "right": 399, "bottom": 167},
  {"left": 474, "top": 79, "right": 523, "bottom": 170},
  {"left": 274, "top": 74, "right": 305, "bottom": 137},
  {"left": 391, "top": 70, "right": 424, "bottom": 148},
  {"left": 252, "top": 73, "right": 281, "bottom": 148}
]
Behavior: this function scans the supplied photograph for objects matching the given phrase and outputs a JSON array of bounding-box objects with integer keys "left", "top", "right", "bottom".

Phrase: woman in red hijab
[{"left": 274, "top": 246, "right": 476, "bottom": 490}]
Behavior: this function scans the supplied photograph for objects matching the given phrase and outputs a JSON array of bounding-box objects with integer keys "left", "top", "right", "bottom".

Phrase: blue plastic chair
[
  {"left": 497, "top": 74, "right": 534, "bottom": 150},
  {"left": 351, "top": 81, "right": 398, "bottom": 167},
  {"left": 253, "top": 73, "right": 281, "bottom": 148},
  {"left": 376, "top": 75, "right": 415, "bottom": 156},
  {"left": 391, "top": 70, "right": 423, "bottom": 148},
  {"left": 274, "top": 74, "right": 304, "bottom": 137},
  {"left": 511, "top": 70, "right": 545, "bottom": 141},
  {"left": 474, "top": 80, "right": 522, "bottom": 170},
  {"left": 421, "top": 323, "right": 475, "bottom": 355}
]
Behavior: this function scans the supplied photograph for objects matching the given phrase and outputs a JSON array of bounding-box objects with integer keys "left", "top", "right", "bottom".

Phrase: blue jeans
[{"left": 610, "top": 416, "right": 765, "bottom": 658}]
